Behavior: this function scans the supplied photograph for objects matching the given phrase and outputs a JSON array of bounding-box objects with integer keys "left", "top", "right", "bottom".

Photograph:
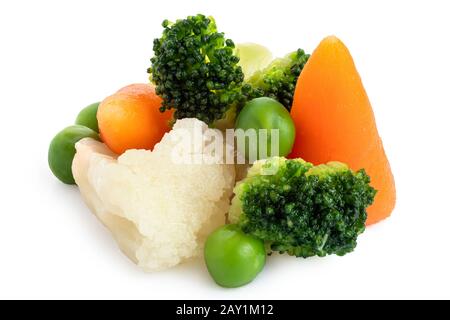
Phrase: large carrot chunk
[{"left": 289, "top": 36, "right": 395, "bottom": 225}]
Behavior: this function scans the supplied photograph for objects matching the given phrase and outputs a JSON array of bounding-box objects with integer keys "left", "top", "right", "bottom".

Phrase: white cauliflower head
[{"left": 72, "top": 118, "right": 235, "bottom": 271}]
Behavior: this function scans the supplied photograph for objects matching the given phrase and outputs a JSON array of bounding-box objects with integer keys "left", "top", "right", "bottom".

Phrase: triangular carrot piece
[{"left": 290, "top": 36, "right": 396, "bottom": 225}]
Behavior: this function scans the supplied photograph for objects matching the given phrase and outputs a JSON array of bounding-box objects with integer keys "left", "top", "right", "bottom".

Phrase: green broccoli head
[
  {"left": 229, "top": 157, "right": 376, "bottom": 258},
  {"left": 149, "top": 15, "right": 310, "bottom": 125},
  {"left": 246, "top": 49, "right": 310, "bottom": 110},
  {"left": 148, "top": 14, "right": 245, "bottom": 124}
]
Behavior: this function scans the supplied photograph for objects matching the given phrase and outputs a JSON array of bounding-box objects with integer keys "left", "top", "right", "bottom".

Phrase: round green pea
[
  {"left": 48, "top": 125, "right": 99, "bottom": 184},
  {"left": 235, "top": 97, "right": 296, "bottom": 160},
  {"left": 204, "top": 224, "right": 266, "bottom": 288},
  {"left": 75, "top": 102, "right": 100, "bottom": 133}
]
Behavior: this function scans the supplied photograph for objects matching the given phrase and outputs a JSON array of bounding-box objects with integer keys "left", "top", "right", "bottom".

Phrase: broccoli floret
[
  {"left": 229, "top": 157, "right": 376, "bottom": 258},
  {"left": 246, "top": 49, "right": 310, "bottom": 110},
  {"left": 148, "top": 14, "right": 245, "bottom": 124},
  {"left": 149, "top": 15, "right": 310, "bottom": 124}
]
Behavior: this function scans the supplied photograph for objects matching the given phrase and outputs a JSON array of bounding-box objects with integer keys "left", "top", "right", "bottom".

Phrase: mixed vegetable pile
[{"left": 48, "top": 14, "right": 395, "bottom": 288}]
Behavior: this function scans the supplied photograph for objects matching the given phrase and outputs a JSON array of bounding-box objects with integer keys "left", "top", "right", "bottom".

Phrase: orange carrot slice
[
  {"left": 289, "top": 36, "right": 396, "bottom": 225},
  {"left": 98, "top": 84, "right": 173, "bottom": 155}
]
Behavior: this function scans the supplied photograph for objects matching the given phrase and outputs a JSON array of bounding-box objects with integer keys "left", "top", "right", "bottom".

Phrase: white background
[{"left": 1, "top": 0, "right": 449, "bottom": 300}]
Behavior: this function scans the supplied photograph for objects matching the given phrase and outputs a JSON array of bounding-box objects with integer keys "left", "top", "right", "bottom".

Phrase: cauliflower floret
[{"left": 72, "top": 118, "right": 235, "bottom": 271}]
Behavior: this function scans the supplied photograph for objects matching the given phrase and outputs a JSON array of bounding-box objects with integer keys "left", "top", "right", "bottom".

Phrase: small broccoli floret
[
  {"left": 246, "top": 49, "right": 310, "bottom": 110},
  {"left": 229, "top": 157, "right": 376, "bottom": 258},
  {"left": 148, "top": 14, "right": 245, "bottom": 124},
  {"left": 149, "top": 15, "right": 310, "bottom": 125}
]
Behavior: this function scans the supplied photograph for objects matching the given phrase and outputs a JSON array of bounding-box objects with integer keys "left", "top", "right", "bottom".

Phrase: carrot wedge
[{"left": 289, "top": 36, "right": 396, "bottom": 225}]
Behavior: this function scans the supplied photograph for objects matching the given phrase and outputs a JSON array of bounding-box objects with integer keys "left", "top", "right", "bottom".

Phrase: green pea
[
  {"left": 75, "top": 102, "right": 100, "bottom": 133},
  {"left": 204, "top": 224, "right": 266, "bottom": 288},
  {"left": 48, "top": 125, "right": 99, "bottom": 184},
  {"left": 235, "top": 97, "right": 296, "bottom": 161}
]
